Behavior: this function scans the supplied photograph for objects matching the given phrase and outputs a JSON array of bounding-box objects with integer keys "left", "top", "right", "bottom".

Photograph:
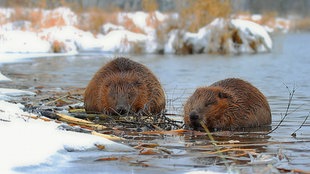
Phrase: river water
[{"left": 1, "top": 33, "right": 310, "bottom": 173}]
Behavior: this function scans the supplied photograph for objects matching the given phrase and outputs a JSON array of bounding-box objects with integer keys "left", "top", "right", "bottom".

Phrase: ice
[
  {"left": 0, "top": 72, "right": 11, "bottom": 82},
  {"left": 0, "top": 88, "right": 35, "bottom": 100}
]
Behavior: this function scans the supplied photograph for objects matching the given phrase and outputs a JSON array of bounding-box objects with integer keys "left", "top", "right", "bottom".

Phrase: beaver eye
[
  {"left": 128, "top": 92, "right": 135, "bottom": 100},
  {"left": 218, "top": 92, "right": 229, "bottom": 99},
  {"left": 205, "top": 101, "right": 215, "bottom": 107}
]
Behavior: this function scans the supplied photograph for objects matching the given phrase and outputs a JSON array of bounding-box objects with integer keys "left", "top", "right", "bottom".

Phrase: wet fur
[
  {"left": 184, "top": 78, "right": 271, "bottom": 131},
  {"left": 84, "top": 57, "right": 165, "bottom": 115}
]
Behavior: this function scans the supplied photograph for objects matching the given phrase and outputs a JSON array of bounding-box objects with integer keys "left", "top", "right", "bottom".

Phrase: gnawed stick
[{"left": 55, "top": 113, "right": 107, "bottom": 130}]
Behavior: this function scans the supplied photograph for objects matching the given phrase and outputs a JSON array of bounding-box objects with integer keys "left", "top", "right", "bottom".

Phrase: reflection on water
[{"left": 2, "top": 33, "right": 310, "bottom": 173}]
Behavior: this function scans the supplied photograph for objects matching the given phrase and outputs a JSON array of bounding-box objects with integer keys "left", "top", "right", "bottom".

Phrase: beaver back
[{"left": 184, "top": 78, "right": 271, "bottom": 131}]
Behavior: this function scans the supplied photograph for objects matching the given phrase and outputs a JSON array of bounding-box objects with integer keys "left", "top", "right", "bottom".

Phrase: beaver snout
[
  {"left": 189, "top": 111, "right": 200, "bottom": 121},
  {"left": 189, "top": 111, "right": 202, "bottom": 130},
  {"left": 116, "top": 105, "right": 129, "bottom": 115}
]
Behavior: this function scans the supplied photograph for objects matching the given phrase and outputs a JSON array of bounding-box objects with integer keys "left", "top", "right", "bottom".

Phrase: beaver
[
  {"left": 184, "top": 78, "right": 271, "bottom": 131},
  {"left": 84, "top": 57, "right": 165, "bottom": 116}
]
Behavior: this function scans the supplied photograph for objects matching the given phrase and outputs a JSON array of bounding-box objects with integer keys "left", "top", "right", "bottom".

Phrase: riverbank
[{"left": 0, "top": 7, "right": 290, "bottom": 55}]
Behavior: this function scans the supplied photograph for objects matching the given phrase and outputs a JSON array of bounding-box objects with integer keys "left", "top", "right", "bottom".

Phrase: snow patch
[
  {"left": 0, "top": 100, "right": 134, "bottom": 174},
  {"left": 0, "top": 88, "right": 35, "bottom": 100},
  {"left": 99, "top": 29, "right": 147, "bottom": 53},
  {"left": 0, "top": 72, "right": 11, "bottom": 82},
  {"left": 231, "top": 19, "right": 272, "bottom": 52},
  {"left": 0, "top": 30, "right": 51, "bottom": 53},
  {"left": 101, "top": 22, "right": 125, "bottom": 35},
  {"left": 40, "top": 26, "right": 103, "bottom": 53},
  {"left": 165, "top": 18, "right": 273, "bottom": 54}
]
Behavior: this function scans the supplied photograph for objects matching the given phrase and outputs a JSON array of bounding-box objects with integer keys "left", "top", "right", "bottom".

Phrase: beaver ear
[{"left": 218, "top": 92, "right": 229, "bottom": 99}]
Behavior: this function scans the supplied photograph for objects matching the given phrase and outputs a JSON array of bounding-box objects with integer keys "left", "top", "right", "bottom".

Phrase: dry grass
[
  {"left": 77, "top": 7, "right": 118, "bottom": 34},
  {"left": 121, "top": 15, "right": 145, "bottom": 34},
  {"left": 4, "top": 0, "right": 310, "bottom": 34},
  {"left": 260, "top": 11, "right": 277, "bottom": 26},
  {"left": 3, "top": 0, "right": 120, "bottom": 33},
  {"left": 178, "top": 0, "right": 231, "bottom": 32},
  {"left": 292, "top": 17, "right": 310, "bottom": 31},
  {"left": 141, "top": 0, "right": 158, "bottom": 13}
]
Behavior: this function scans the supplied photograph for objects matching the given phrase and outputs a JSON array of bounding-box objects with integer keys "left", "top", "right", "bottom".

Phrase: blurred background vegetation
[
  {"left": 1, "top": 0, "right": 309, "bottom": 16},
  {"left": 1, "top": 0, "right": 309, "bottom": 33}
]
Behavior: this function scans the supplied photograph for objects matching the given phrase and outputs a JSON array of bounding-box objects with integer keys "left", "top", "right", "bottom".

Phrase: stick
[
  {"left": 56, "top": 113, "right": 107, "bottom": 130},
  {"left": 291, "top": 112, "right": 309, "bottom": 137},
  {"left": 267, "top": 84, "right": 295, "bottom": 134},
  {"left": 44, "top": 94, "right": 70, "bottom": 106},
  {"left": 200, "top": 121, "right": 230, "bottom": 169}
]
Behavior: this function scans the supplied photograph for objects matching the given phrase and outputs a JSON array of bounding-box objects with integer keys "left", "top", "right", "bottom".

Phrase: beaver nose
[
  {"left": 189, "top": 111, "right": 199, "bottom": 121},
  {"left": 116, "top": 106, "right": 128, "bottom": 115}
]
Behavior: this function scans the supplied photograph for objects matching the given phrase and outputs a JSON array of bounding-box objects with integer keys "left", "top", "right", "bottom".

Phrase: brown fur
[
  {"left": 84, "top": 57, "right": 165, "bottom": 115},
  {"left": 184, "top": 78, "right": 271, "bottom": 131}
]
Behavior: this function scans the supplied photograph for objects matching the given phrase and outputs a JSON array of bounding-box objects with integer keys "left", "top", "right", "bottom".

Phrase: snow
[
  {"left": 0, "top": 7, "right": 293, "bottom": 173},
  {"left": 0, "top": 55, "right": 134, "bottom": 173},
  {"left": 99, "top": 29, "right": 147, "bottom": 53},
  {"left": 0, "top": 59, "right": 134, "bottom": 173},
  {"left": 0, "top": 30, "right": 51, "bottom": 53},
  {"left": 231, "top": 19, "right": 272, "bottom": 52},
  {"left": 0, "top": 88, "right": 35, "bottom": 100},
  {"left": 0, "top": 7, "right": 276, "bottom": 55},
  {"left": 0, "top": 100, "right": 134, "bottom": 174},
  {"left": 118, "top": 11, "right": 168, "bottom": 33},
  {"left": 42, "top": 7, "right": 78, "bottom": 26},
  {"left": 0, "top": 72, "right": 11, "bottom": 82},
  {"left": 101, "top": 22, "right": 125, "bottom": 35},
  {"left": 164, "top": 18, "right": 273, "bottom": 54},
  {"left": 0, "top": 53, "right": 77, "bottom": 65},
  {"left": 39, "top": 26, "right": 102, "bottom": 53}
]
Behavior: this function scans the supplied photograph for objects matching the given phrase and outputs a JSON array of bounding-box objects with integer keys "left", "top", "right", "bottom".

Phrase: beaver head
[
  {"left": 184, "top": 86, "right": 235, "bottom": 131},
  {"left": 100, "top": 72, "right": 148, "bottom": 115}
]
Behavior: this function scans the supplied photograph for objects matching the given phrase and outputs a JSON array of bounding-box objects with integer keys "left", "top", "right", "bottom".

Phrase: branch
[
  {"left": 291, "top": 112, "right": 309, "bottom": 138},
  {"left": 267, "top": 84, "right": 296, "bottom": 134}
]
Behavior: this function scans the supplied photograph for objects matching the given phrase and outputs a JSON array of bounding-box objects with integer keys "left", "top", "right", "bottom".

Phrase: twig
[
  {"left": 0, "top": 118, "right": 10, "bottom": 122},
  {"left": 40, "top": 110, "right": 107, "bottom": 130},
  {"left": 291, "top": 112, "right": 309, "bottom": 137},
  {"left": 200, "top": 121, "right": 230, "bottom": 170},
  {"left": 43, "top": 94, "right": 70, "bottom": 106},
  {"left": 67, "top": 95, "right": 84, "bottom": 102},
  {"left": 267, "top": 84, "right": 296, "bottom": 134}
]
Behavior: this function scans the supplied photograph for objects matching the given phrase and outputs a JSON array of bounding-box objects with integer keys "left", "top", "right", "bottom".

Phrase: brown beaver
[
  {"left": 184, "top": 78, "right": 271, "bottom": 131},
  {"left": 84, "top": 57, "right": 166, "bottom": 116}
]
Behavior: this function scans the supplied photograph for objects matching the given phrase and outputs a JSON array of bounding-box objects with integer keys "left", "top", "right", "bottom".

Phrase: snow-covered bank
[
  {"left": 0, "top": 18, "right": 273, "bottom": 54},
  {"left": 0, "top": 51, "right": 135, "bottom": 174},
  {"left": 0, "top": 7, "right": 282, "bottom": 55},
  {"left": 0, "top": 99, "right": 133, "bottom": 174},
  {"left": 165, "top": 18, "right": 272, "bottom": 54}
]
